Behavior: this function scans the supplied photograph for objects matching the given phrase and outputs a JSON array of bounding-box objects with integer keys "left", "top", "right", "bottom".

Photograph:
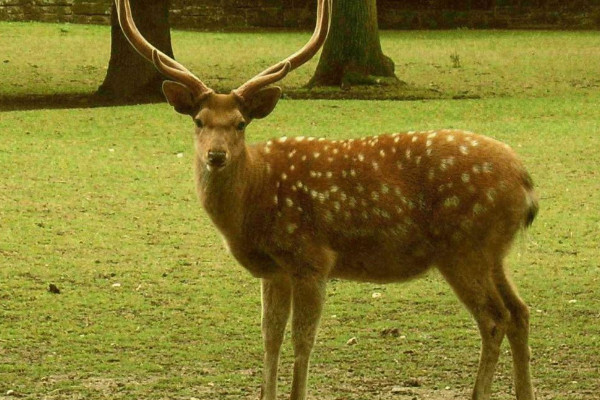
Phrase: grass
[
  {"left": 1, "top": 23, "right": 599, "bottom": 100},
  {"left": 1, "top": 22, "right": 600, "bottom": 400}
]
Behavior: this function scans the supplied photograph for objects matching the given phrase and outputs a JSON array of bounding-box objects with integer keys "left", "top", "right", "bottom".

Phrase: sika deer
[{"left": 116, "top": 0, "right": 538, "bottom": 399}]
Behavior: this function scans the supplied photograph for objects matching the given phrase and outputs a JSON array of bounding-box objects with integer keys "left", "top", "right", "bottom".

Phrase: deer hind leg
[
  {"left": 261, "top": 276, "right": 292, "bottom": 400},
  {"left": 438, "top": 259, "right": 510, "bottom": 400},
  {"left": 492, "top": 265, "right": 535, "bottom": 400}
]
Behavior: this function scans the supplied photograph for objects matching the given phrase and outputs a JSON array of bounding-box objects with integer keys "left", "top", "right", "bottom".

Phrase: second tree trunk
[{"left": 309, "top": 0, "right": 396, "bottom": 87}]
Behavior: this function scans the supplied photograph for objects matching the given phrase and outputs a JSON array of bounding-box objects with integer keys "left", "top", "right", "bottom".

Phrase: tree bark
[
  {"left": 308, "top": 0, "right": 396, "bottom": 87},
  {"left": 97, "top": 0, "right": 173, "bottom": 100}
]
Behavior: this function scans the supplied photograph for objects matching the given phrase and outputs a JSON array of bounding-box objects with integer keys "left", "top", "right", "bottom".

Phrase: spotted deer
[{"left": 116, "top": 0, "right": 538, "bottom": 399}]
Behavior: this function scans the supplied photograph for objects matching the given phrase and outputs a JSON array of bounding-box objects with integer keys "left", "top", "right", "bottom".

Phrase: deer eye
[
  {"left": 236, "top": 121, "right": 246, "bottom": 131},
  {"left": 194, "top": 119, "right": 204, "bottom": 128}
]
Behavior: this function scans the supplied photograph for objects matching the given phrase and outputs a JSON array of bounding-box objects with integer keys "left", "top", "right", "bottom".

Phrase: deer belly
[{"left": 331, "top": 250, "right": 433, "bottom": 283}]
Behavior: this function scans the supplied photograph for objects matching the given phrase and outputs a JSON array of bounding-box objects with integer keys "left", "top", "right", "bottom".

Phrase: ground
[{"left": 0, "top": 22, "right": 599, "bottom": 399}]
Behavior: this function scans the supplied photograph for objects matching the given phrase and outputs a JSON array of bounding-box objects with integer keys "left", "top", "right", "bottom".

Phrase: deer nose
[{"left": 207, "top": 150, "right": 227, "bottom": 168}]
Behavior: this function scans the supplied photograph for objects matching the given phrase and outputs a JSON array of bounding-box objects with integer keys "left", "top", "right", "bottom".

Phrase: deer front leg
[
  {"left": 261, "top": 276, "right": 292, "bottom": 400},
  {"left": 289, "top": 275, "right": 327, "bottom": 400}
]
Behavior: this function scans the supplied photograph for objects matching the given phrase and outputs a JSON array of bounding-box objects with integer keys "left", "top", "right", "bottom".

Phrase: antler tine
[
  {"left": 116, "top": 0, "right": 212, "bottom": 96},
  {"left": 233, "top": 0, "right": 330, "bottom": 100}
]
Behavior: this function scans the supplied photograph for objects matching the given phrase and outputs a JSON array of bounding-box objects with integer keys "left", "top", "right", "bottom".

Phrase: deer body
[
  {"left": 193, "top": 128, "right": 537, "bottom": 400},
  {"left": 199, "top": 129, "right": 535, "bottom": 284},
  {"left": 116, "top": 0, "right": 537, "bottom": 398}
]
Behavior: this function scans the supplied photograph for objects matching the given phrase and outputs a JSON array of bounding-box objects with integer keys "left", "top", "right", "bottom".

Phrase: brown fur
[{"left": 186, "top": 93, "right": 537, "bottom": 400}]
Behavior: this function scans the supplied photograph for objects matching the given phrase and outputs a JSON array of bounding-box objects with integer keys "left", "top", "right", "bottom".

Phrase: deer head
[{"left": 115, "top": 0, "right": 330, "bottom": 171}]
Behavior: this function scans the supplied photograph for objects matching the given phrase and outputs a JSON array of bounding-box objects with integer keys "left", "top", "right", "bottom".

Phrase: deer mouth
[{"left": 206, "top": 150, "right": 228, "bottom": 171}]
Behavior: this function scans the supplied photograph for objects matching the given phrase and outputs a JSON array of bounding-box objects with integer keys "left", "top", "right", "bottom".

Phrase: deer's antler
[
  {"left": 116, "top": 0, "right": 330, "bottom": 100},
  {"left": 232, "top": 0, "right": 331, "bottom": 100},
  {"left": 115, "top": 0, "right": 213, "bottom": 97}
]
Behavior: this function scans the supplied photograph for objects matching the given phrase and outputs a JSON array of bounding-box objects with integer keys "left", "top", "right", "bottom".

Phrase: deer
[{"left": 115, "top": 0, "right": 538, "bottom": 399}]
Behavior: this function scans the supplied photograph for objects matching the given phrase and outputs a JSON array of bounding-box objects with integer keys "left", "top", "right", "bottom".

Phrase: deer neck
[{"left": 195, "top": 146, "right": 263, "bottom": 238}]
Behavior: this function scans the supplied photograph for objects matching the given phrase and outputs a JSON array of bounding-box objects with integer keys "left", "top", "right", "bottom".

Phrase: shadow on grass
[
  {"left": 286, "top": 85, "right": 446, "bottom": 101},
  {"left": 285, "top": 79, "right": 476, "bottom": 101},
  {"left": 0, "top": 84, "right": 466, "bottom": 112},
  {"left": 0, "top": 92, "right": 165, "bottom": 112}
]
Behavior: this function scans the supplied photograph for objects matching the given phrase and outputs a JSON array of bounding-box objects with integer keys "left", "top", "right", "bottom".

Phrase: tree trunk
[
  {"left": 97, "top": 0, "right": 173, "bottom": 100},
  {"left": 308, "top": 0, "right": 396, "bottom": 87}
]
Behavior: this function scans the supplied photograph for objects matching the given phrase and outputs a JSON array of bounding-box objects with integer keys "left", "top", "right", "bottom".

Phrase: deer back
[{"left": 231, "top": 129, "right": 537, "bottom": 279}]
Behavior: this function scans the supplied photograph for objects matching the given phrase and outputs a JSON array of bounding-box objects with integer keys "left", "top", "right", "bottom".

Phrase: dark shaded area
[
  {"left": 287, "top": 82, "right": 448, "bottom": 101},
  {"left": 0, "top": 92, "right": 165, "bottom": 112},
  {"left": 0, "top": 83, "right": 449, "bottom": 111}
]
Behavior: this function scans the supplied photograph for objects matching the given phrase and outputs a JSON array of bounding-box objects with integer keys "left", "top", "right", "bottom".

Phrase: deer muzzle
[{"left": 206, "top": 150, "right": 228, "bottom": 169}]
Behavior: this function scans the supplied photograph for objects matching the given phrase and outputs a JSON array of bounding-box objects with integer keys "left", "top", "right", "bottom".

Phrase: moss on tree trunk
[
  {"left": 98, "top": 0, "right": 173, "bottom": 100},
  {"left": 308, "top": 0, "right": 397, "bottom": 87}
]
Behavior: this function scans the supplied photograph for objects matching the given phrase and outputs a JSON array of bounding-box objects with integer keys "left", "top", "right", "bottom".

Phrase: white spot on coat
[
  {"left": 473, "top": 203, "right": 485, "bottom": 215},
  {"left": 287, "top": 223, "right": 297, "bottom": 234},
  {"left": 444, "top": 196, "right": 460, "bottom": 208},
  {"left": 324, "top": 210, "right": 333, "bottom": 222},
  {"left": 333, "top": 201, "right": 341, "bottom": 212}
]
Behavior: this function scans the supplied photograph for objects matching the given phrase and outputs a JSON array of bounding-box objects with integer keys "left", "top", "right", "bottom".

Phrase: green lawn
[
  {"left": 1, "top": 22, "right": 599, "bottom": 400},
  {"left": 0, "top": 22, "right": 599, "bottom": 99}
]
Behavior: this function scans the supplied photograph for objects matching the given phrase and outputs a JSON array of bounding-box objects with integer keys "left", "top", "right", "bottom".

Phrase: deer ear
[
  {"left": 162, "top": 81, "right": 197, "bottom": 115},
  {"left": 244, "top": 86, "right": 282, "bottom": 119}
]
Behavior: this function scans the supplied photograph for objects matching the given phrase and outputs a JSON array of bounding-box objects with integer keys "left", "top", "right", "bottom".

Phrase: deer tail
[{"left": 522, "top": 171, "right": 538, "bottom": 229}]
